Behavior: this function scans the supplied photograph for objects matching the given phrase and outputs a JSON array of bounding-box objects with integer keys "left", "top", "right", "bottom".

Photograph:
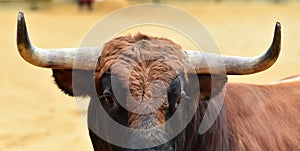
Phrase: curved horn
[
  {"left": 184, "top": 22, "right": 281, "bottom": 75},
  {"left": 17, "top": 11, "right": 101, "bottom": 69}
]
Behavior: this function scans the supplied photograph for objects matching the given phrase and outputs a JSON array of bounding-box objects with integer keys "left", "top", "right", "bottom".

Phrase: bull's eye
[
  {"left": 168, "top": 73, "right": 185, "bottom": 111},
  {"left": 99, "top": 93, "right": 115, "bottom": 105},
  {"left": 97, "top": 70, "right": 116, "bottom": 106},
  {"left": 175, "top": 98, "right": 180, "bottom": 108},
  {"left": 99, "top": 90, "right": 115, "bottom": 106},
  {"left": 100, "top": 88, "right": 114, "bottom": 103}
]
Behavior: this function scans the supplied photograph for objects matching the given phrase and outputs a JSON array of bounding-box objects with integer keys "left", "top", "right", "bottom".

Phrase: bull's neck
[{"left": 186, "top": 88, "right": 231, "bottom": 151}]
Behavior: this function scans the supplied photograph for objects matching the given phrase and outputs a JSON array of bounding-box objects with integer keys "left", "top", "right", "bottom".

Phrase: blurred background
[{"left": 1, "top": 0, "right": 300, "bottom": 151}]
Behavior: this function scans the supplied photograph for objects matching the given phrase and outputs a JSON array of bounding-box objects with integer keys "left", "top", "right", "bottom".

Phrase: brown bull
[{"left": 17, "top": 12, "right": 300, "bottom": 151}]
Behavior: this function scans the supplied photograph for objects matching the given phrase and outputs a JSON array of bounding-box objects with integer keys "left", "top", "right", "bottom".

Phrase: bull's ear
[
  {"left": 197, "top": 74, "right": 227, "bottom": 100},
  {"left": 52, "top": 69, "right": 94, "bottom": 97}
]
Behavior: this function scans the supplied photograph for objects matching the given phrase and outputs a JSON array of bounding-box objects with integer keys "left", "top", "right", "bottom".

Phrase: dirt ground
[{"left": 1, "top": 1, "right": 300, "bottom": 151}]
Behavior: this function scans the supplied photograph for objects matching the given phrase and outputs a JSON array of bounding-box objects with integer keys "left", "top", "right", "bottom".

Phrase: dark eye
[
  {"left": 168, "top": 74, "right": 184, "bottom": 109},
  {"left": 100, "top": 95, "right": 114, "bottom": 105},
  {"left": 97, "top": 70, "right": 115, "bottom": 106}
]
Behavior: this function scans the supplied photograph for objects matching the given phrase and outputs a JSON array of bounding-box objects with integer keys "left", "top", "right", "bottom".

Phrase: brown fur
[
  {"left": 224, "top": 78, "right": 300, "bottom": 150},
  {"left": 95, "top": 33, "right": 183, "bottom": 78},
  {"left": 94, "top": 33, "right": 186, "bottom": 129},
  {"left": 186, "top": 76, "right": 300, "bottom": 151},
  {"left": 52, "top": 33, "right": 300, "bottom": 151}
]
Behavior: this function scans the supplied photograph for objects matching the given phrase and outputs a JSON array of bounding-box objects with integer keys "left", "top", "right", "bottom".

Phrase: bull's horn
[
  {"left": 184, "top": 22, "right": 281, "bottom": 75},
  {"left": 17, "top": 11, "right": 101, "bottom": 69}
]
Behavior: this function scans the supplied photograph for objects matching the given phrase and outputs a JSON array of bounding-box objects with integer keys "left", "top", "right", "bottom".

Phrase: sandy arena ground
[{"left": 1, "top": 1, "right": 300, "bottom": 151}]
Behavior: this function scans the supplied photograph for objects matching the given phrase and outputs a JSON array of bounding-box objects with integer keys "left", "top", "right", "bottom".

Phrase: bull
[{"left": 16, "top": 12, "right": 300, "bottom": 151}]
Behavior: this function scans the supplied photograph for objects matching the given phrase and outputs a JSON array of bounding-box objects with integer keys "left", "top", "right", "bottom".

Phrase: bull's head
[{"left": 17, "top": 11, "right": 281, "bottom": 151}]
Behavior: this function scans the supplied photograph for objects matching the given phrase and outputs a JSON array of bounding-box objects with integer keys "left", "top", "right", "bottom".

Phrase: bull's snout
[
  {"left": 125, "top": 124, "right": 175, "bottom": 151},
  {"left": 123, "top": 142, "right": 175, "bottom": 151}
]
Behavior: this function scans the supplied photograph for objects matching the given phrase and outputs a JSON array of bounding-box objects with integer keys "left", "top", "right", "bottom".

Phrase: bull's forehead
[
  {"left": 110, "top": 39, "right": 184, "bottom": 89},
  {"left": 95, "top": 34, "right": 185, "bottom": 79},
  {"left": 110, "top": 48, "right": 180, "bottom": 112},
  {"left": 112, "top": 40, "right": 184, "bottom": 72},
  {"left": 107, "top": 39, "right": 185, "bottom": 113}
]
